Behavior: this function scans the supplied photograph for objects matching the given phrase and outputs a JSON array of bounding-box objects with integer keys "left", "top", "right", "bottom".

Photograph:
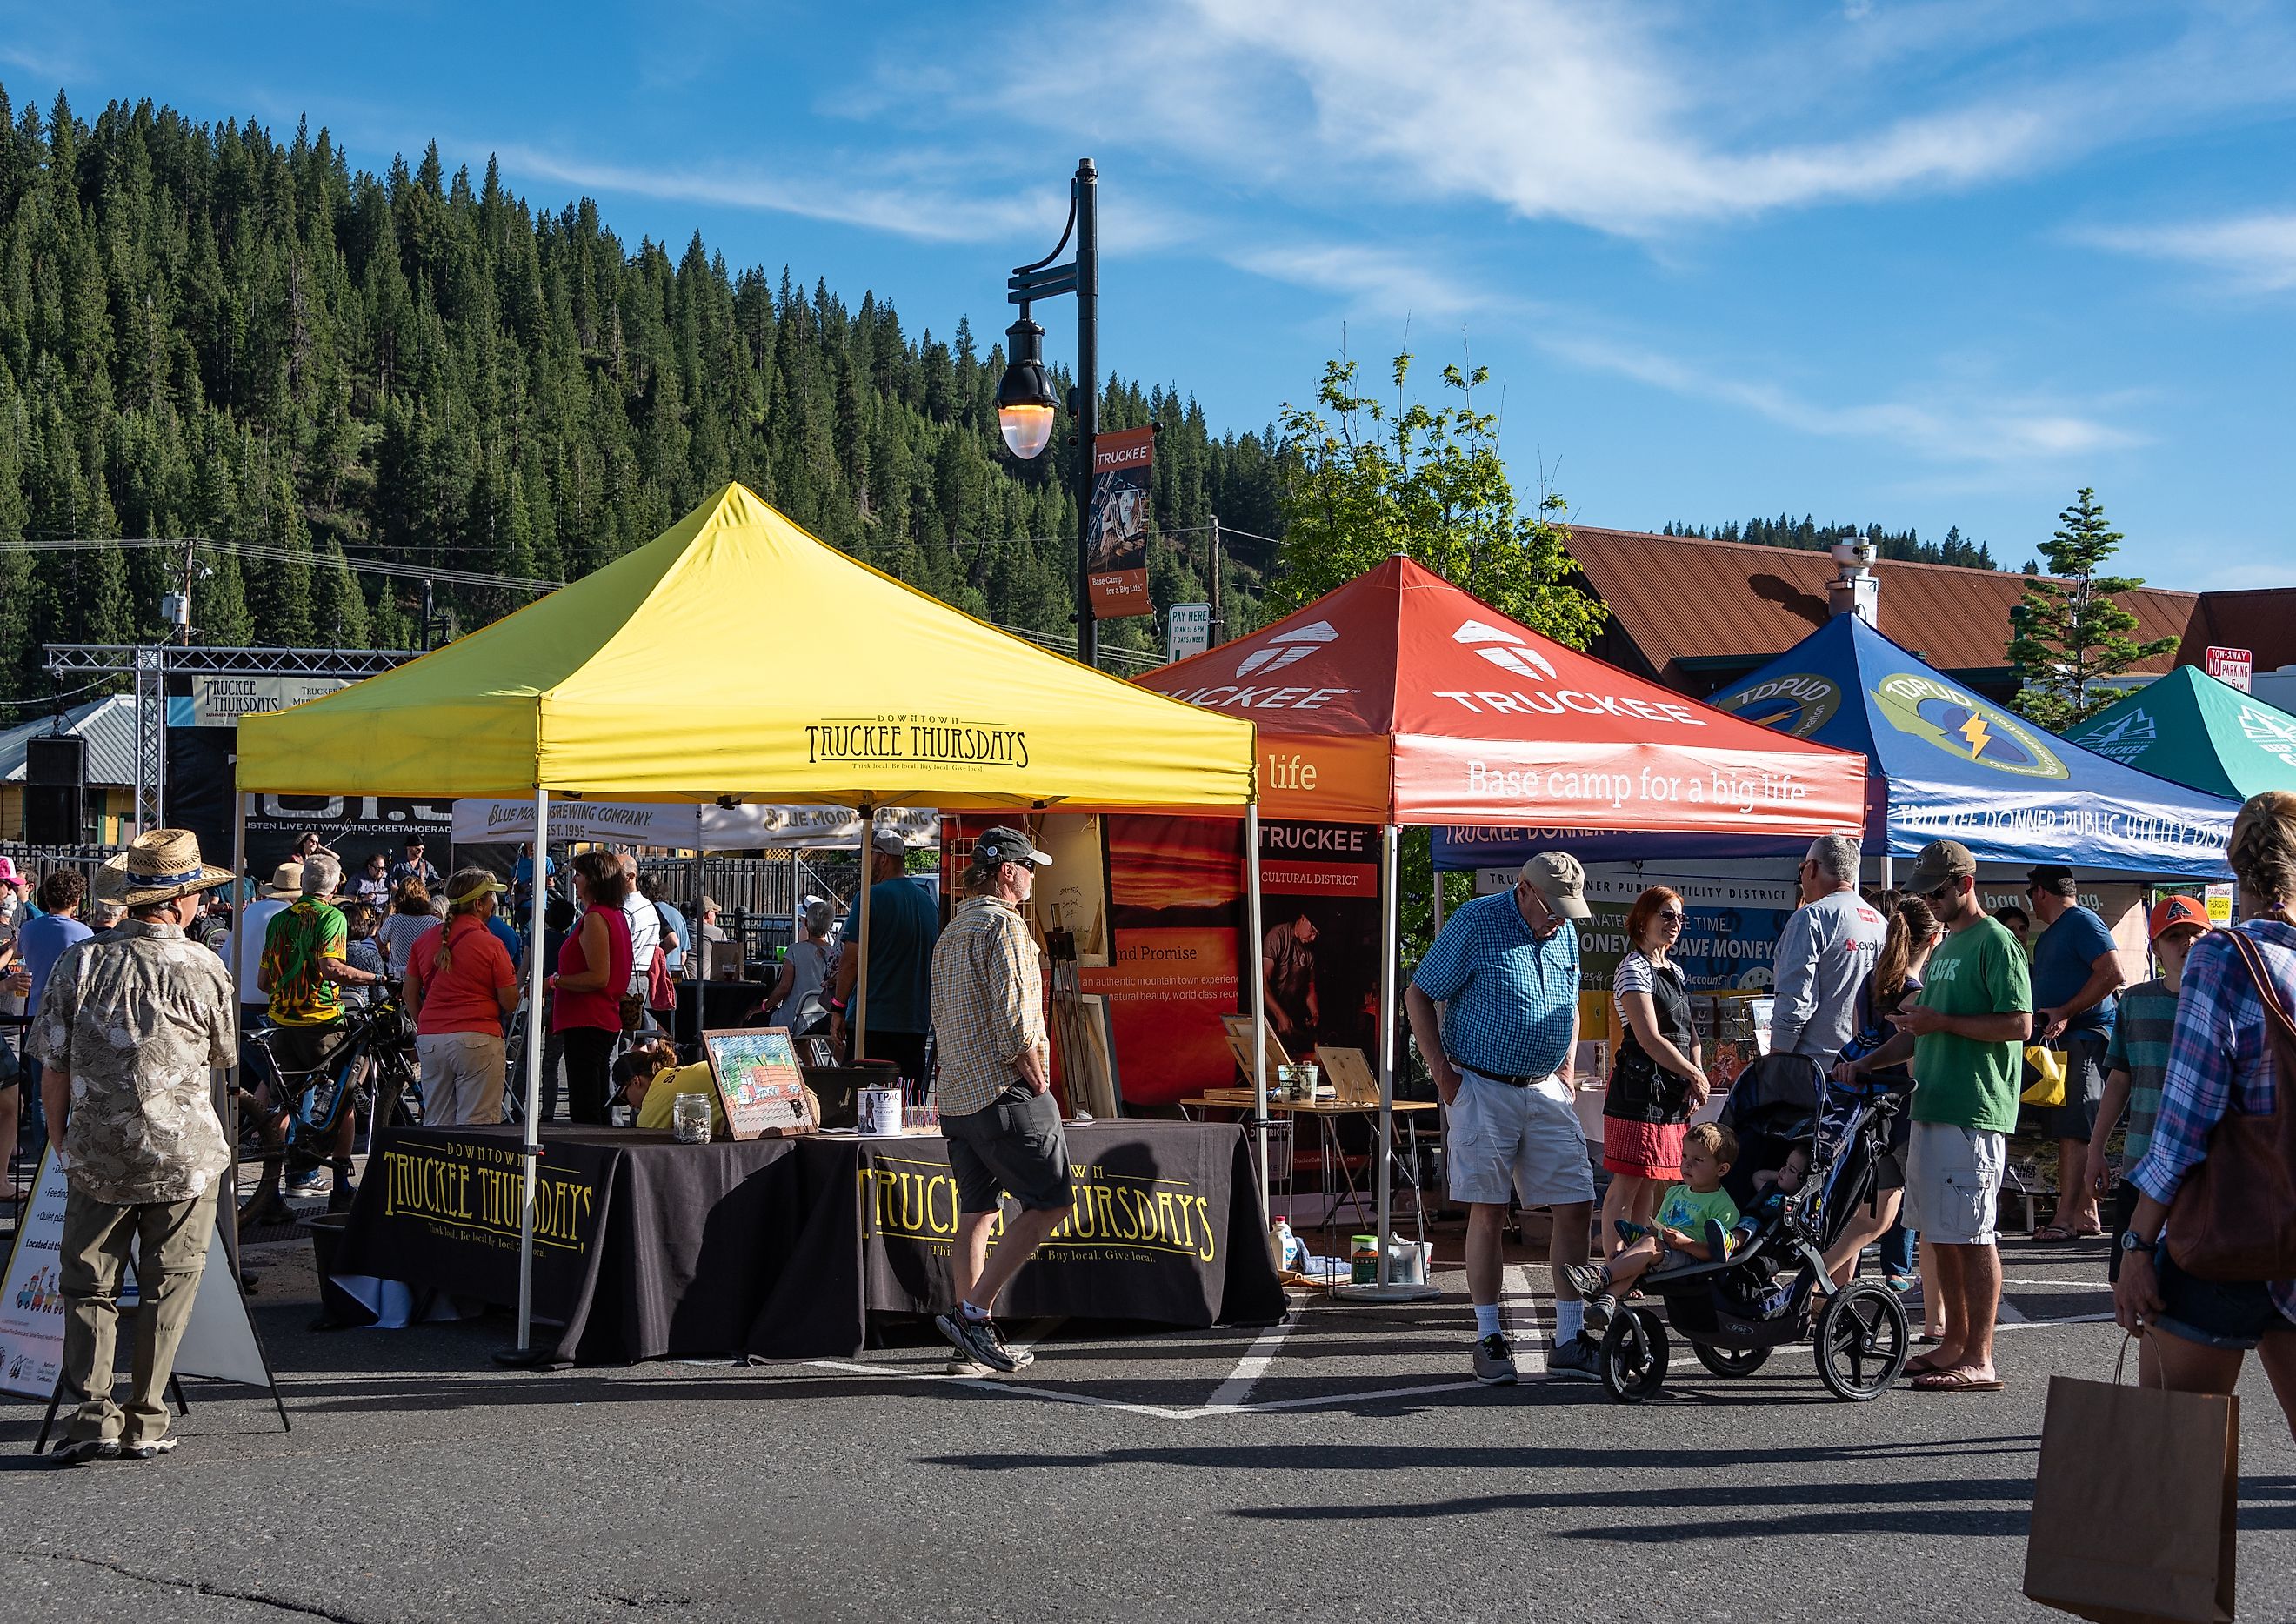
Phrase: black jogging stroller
[{"left": 1592, "top": 1053, "right": 1912, "bottom": 1403}]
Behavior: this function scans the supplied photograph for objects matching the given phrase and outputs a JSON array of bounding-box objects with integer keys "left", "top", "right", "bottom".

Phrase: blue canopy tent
[{"left": 1435, "top": 614, "right": 2238, "bottom": 879}]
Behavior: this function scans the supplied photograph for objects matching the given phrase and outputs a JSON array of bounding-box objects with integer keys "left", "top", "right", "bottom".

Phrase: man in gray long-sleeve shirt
[{"left": 1770, "top": 834, "right": 1887, "bottom": 1060}]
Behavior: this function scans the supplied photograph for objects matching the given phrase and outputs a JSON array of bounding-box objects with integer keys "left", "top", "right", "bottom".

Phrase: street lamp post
[{"left": 997, "top": 157, "right": 1099, "bottom": 670}]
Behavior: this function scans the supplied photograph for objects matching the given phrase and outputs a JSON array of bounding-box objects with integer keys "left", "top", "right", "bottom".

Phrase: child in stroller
[
  {"left": 1580, "top": 1053, "right": 1913, "bottom": 1403},
  {"left": 1567, "top": 1123, "right": 1741, "bottom": 1333}
]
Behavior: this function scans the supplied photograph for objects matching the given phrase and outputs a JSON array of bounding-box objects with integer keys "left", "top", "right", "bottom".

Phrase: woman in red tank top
[{"left": 549, "top": 849, "right": 635, "bottom": 1123}]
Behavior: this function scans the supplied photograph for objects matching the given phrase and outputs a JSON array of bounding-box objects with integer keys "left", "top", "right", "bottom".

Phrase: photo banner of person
[
  {"left": 1257, "top": 819, "right": 1385, "bottom": 1069},
  {"left": 1085, "top": 815, "right": 1245, "bottom": 1107},
  {"left": 1087, "top": 424, "right": 1154, "bottom": 618}
]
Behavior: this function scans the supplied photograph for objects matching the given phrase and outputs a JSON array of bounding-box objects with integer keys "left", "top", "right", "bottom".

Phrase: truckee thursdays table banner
[{"left": 327, "top": 1122, "right": 1280, "bottom": 1363}]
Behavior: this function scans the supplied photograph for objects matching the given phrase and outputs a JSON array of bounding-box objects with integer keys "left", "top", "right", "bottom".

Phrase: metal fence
[
  {"left": 633, "top": 851, "right": 864, "bottom": 969},
  {"left": 0, "top": 842, "right": 127, "bottom": 891}
]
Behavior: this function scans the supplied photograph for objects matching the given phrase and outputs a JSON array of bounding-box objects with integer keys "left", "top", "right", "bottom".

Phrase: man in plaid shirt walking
[{"left": 930, "top": 825, "right": 1069, "bottom": 1373}]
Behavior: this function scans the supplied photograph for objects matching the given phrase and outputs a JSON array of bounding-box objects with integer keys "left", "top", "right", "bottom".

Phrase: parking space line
[
  {"left": 1506, "top": 1264, "right": 1552, "bottom": 1377},
  {"left": 804, "top": 1359, "right": 1198, "bottom": 1420},
  {"left": 1205, "top": 1316, "right": 1297, "bottom": 1410}
]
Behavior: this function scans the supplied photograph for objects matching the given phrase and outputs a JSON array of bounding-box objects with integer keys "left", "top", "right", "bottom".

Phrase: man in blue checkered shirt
[{"left": 1405, "top": 852, "right": 1598, "bottom": 1385}]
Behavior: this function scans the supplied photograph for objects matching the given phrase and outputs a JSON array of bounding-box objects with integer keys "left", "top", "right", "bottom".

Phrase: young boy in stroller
[
  {"left": 1573, "top": 1053, "right": 1913, "bottom": 1401},
  {"left": 1566, "top": 1123, "right": 1740, "bottom": 1333}
]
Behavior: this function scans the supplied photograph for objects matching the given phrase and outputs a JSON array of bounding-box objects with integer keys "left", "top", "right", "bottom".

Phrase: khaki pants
[
  {"left": 417, "top": 1031, "right": 507, "bottom": 1126},
  {"left": 59, "top": 1186, "right": 217, "bottom": 1447}
]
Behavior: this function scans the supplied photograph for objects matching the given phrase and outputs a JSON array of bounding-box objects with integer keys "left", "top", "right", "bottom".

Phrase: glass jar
[{"left": 671, "top": 1092, "right": 712, "bottom": 1144}]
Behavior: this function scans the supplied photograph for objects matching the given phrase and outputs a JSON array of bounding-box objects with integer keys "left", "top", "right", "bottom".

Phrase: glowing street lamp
[
  {"left": 995, "top": 315, "right": 1058, "bottom": 461},
  {"left": 996, "top": 157, "right": 1099, "bottom": 666}
]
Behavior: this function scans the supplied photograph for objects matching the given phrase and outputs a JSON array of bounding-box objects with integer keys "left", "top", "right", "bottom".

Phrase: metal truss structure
[{"left": 42, "top": 644, "right": 424, "bottom": 834}]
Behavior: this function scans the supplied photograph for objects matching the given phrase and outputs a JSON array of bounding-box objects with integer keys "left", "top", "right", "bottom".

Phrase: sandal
[
  {"left": 1912, "top": 1367, "right": 2005, "bottom": 1393},
  {"left": 2031, "top": 1224, "right": 2078, "bottom": 1241},
  {"left": 1904, "top": 1351, "right": 1950, "bottom": 1377}
]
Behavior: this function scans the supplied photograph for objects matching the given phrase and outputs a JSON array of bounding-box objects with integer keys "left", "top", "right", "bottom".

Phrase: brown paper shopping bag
[{"left": 2024, "top": 1351, "right": 2239, "bottom": 1624}]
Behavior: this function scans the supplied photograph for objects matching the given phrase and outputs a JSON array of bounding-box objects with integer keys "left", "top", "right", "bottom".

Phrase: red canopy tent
[
  {"left": 1143, "top": 556, "right": 1868, "bottom": 1294},
  {"left": 1145, "top": 554, "right": 1867, "bottom": 832}
]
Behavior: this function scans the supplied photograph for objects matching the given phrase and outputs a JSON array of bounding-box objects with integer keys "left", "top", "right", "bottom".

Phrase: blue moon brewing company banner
[{"left": 1087, "top": 425, "right": 1154, "bottom": 619}]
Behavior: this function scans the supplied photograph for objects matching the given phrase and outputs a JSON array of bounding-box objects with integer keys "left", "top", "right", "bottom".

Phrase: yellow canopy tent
[
  {"left": 234, "top": 483, "right": 1267, "bottom": 1356},
  {"left": 237, "top": 481, "right": 1251, "bottom": 807}
]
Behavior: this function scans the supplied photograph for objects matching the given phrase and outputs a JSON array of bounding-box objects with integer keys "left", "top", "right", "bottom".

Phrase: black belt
[{"left": 1452, "top": 1059, "right": 1541, "bottom": 1087}]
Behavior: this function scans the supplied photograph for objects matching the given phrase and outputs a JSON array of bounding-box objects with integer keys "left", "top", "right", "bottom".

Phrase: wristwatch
[{"left": 2119, "top": 1228, "right": 2156, "bottom": 1254}]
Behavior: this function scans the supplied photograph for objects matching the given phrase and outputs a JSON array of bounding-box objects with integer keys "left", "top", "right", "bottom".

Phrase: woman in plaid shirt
[{"left": 2117, "top": 791, "right": 2296, "bottom": 1437}]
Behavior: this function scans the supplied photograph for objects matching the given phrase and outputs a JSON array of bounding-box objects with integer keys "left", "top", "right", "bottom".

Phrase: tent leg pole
[
  {"left": 498, "top": 787, "right": 550, "bottom": 1367},
  {"left": 1376, "top": 823, "right": 1398, "bottom": 1284},
  {"left": 226, "top": 783, "right": 247, "bottom": 1280},
  {"left": 1245, "top": 806, "right": 1270, "bottom": 1240},
  {"left": 1336, "top": 822, "right": 1434, "bottom": 1301},
  {"left": 852, "top": 799, "right": 874, "bottom": 1067},
  {"left": 1879, "top": 850, "right": 1892, "bottom": 893}
]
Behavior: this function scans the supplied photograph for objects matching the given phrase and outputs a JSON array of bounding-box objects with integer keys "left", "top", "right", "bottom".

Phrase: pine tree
[
  {"left": 2006, "top": 488, "right": 2178, "bottom": 729},
  {"left": 0, "top": 81, "right": 1296, "bottom": 691}
]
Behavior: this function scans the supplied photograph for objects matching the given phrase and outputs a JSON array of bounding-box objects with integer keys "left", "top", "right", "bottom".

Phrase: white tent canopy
[{"left": 450, "top": 799, "right": 938, "bottom": 851}]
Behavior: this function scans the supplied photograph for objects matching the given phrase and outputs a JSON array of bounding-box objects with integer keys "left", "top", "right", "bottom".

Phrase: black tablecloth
[{"left": 331, "top": 1120, "right": 1283, "bottom": 1363}]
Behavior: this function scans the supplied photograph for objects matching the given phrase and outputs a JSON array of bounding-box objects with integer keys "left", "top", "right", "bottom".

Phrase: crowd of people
[
  {"left": 14, "top": 781, "right": 2293, "bottom": 1462},
  {"left": 1402, "top": 797, "right": 2296, "bottom": 1434}
]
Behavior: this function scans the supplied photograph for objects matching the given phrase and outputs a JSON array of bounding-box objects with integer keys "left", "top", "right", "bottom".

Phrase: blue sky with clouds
[{"left": 4, "top": 1, "right": 2293, "bottom": 588}]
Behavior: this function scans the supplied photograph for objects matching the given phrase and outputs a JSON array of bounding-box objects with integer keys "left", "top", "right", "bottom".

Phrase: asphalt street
[{"left": 3, "top": 1233, "right": 2290, "bottom": 1624}]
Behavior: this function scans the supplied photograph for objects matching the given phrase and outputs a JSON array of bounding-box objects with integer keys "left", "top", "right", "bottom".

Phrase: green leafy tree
[
  {"left": 1276, "top": 352, "right": 1602, "bottom": 648},
  {"left": 2006, "top": 487, "right": 2177, "bottom": 729}
]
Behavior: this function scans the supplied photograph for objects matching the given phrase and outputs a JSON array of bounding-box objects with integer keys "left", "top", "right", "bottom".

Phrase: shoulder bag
[{"left": 2165, "top": 926, "right": 2296, "bottom": 1282}]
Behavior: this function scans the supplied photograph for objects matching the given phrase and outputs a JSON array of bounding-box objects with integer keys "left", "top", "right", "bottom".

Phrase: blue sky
[{"left": 5, "top": 1, "right": 2294, "bottom": 590}]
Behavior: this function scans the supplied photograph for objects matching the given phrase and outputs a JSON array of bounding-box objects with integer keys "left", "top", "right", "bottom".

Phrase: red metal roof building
[{"left": 1563, "top": 525, "right": 2205, "bottom": 703}]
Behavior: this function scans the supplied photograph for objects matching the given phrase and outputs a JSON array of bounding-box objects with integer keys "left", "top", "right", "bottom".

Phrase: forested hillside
[
  {"left": 1661, "top": 515, "right": 1997, "bottom": 569},
  {"left": 0, "top": 86, "right": 1287, "bottom": 701}
]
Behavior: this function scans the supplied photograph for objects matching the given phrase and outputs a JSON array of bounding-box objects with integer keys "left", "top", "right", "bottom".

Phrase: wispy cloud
[
  {"left": 919, "top": 1, "right": 2296, "bottom": 241},
  {"left": 2075, "top": 209, "right": 2296, "bottom": 294},
  {"left": 1222, "top": 242, "right": 1488, "bottom": 319},
  {"left": 1223, "top": 235, "right": 2140, "bottom": 467},
  {"left": 487, "top": 144, "right": 1056, "bottom": 245},
  {"left": 1531, "top": 329, "right": 2140, "bottom": 466}
]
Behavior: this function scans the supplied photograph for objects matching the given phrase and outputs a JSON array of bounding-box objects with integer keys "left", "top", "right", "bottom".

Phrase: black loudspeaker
[
  {"left": 23, "top": 783, "right": 85, "bottom": 845},
  {"left": 26, "top": 733, "right": 85, "bottom": 787}
]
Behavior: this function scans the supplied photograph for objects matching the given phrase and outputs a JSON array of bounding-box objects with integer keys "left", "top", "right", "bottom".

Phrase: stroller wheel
[
  {"left": 1814, "top": 1280, "right": 1909, "bottom": 1401},
  {"left": 1692, "top": 1341, "right": 1770, "bottom": 1378},
  {"left": 1598, "top": 1308, "right": 1670, "bottom": 1403}
]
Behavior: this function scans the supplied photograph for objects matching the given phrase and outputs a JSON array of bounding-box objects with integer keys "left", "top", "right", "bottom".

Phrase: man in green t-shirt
[{"left": 1891, "top": 839, "right": 2032, "bottom": 1393}]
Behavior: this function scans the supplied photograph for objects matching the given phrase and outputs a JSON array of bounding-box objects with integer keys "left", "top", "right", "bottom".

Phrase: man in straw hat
[{"left": 31, "top": 830, "right": 237, "bottom": 1464}]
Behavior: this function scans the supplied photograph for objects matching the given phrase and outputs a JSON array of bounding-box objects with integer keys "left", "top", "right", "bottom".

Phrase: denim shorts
[{"left": 2152, "top": 1244, "right": 2296, "bottom": 1350}]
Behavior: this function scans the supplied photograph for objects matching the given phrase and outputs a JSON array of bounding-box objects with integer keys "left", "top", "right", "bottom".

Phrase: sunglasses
[
  {"left": 1924, "top": 883, "right": 1959, "bottom": 905},
  {"left": 1656, "top": 909, "right": 1685, "bottom": 923}
]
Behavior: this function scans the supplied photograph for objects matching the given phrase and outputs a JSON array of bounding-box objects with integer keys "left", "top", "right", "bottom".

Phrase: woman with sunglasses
[{"left": 1599, "top": 886, "right": 1708, "bottom": 1252}]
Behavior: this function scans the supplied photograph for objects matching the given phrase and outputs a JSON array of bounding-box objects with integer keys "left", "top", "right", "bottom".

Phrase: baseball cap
[
  {"left": 869, "top": 827, "right": 908, "bottom": 859},
  {"left": 1519, "top": 852, "right": 1591, "bottom": 919},
  {"left": 1906, "top": 839, "right": 1978, "bottom": 895},
  {"left": 975, "top": 825, "right": 1053, "bottom": 869},
  {"left": 2026, "top": 864, "right": 2078, "bottom": 897},
  {"left": 2147, "top": 894, "right": 2211, "bottom": 941}
]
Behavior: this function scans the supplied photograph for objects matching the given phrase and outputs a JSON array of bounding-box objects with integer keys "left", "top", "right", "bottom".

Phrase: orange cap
[{"left": 2147, "top": 894, "right": 2211, "bottom": 941}]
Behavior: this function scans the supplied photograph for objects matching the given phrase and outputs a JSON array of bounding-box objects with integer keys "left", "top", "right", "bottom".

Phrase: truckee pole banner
[{"left": 1088, "top": 425, "right": 1154, "bottom": 619}]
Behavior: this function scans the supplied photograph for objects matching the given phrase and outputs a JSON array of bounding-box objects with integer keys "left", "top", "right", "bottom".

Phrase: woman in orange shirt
[{"left": 403, "top": 868, "right": 522, "bottom": 1126}]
